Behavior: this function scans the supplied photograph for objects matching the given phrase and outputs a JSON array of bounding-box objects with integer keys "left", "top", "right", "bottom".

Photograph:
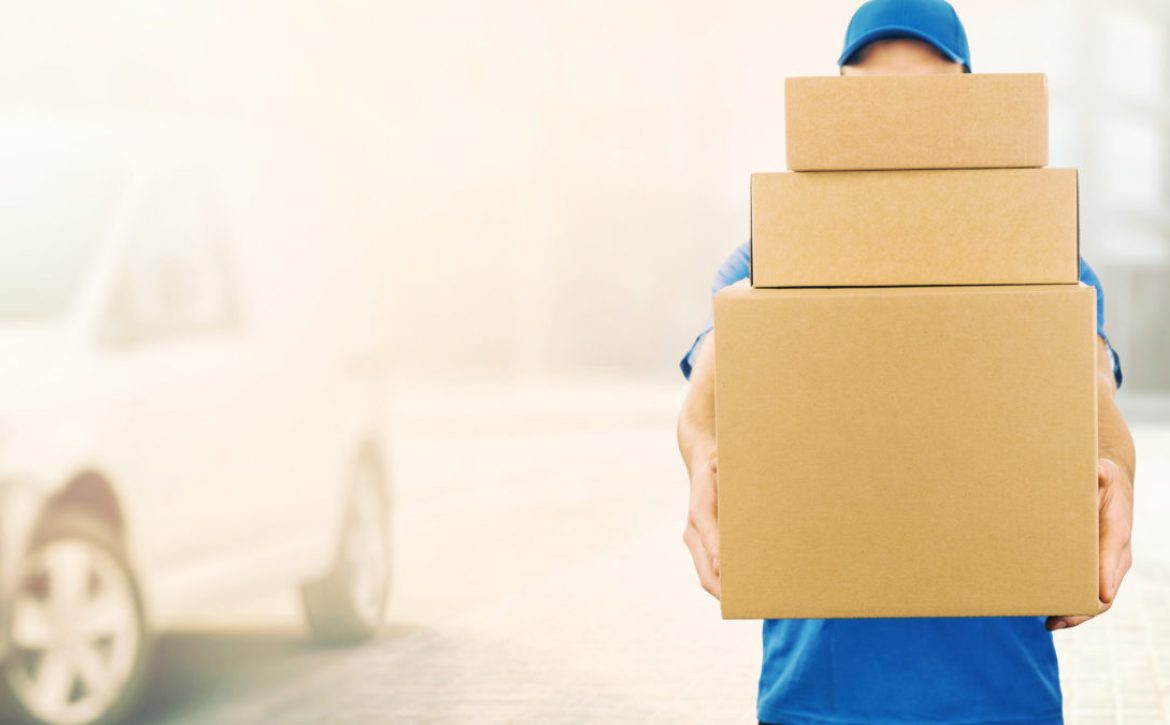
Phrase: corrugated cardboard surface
[
  {"left": 750, "top": 168, "right": 1079, "bottom": 288},
  {"left": 785, "top": 74, "right": 1049, "bottom": 171},
  {"left": 713, "top": 283, "right": 1099, "bottom": 619}
]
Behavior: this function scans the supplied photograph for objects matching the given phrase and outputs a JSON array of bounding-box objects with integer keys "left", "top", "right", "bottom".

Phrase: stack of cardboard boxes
[{"left": 714, "top": 74, "right": 1100, "bottom": 620}]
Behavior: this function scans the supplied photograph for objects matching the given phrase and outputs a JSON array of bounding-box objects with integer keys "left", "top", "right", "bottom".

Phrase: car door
[
  {"left": 91, "top": 170, "right": 343, "bottom": 619},
  {"left": 89, "top": 174, "right": 271, "bottom": 604}
]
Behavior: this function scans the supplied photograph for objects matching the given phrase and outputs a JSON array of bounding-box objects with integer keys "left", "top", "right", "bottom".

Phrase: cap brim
[{"left": 837, "top": 25, "right": 969, "bottom": 71}]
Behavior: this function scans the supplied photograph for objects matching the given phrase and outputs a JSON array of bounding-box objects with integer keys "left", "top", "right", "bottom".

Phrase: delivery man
[{"left": 675, "top": 1, "right": 1138, "bottom": 723}]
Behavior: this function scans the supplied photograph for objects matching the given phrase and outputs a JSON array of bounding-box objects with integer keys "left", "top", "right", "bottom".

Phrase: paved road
[{"left": 130, "top": 382, "right": 1169, "bottom": 724}]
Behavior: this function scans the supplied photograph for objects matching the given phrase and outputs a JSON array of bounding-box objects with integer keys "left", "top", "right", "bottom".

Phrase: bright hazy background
[
  {"left": 4, "top": 0, "right": 1165, "bottom": 388},
  {"left": 1, "top": 2, "right": 1168, "bottom": 723}
]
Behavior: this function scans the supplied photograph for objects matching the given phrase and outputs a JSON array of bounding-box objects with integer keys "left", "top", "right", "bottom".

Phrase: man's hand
[
  {"left": 683, "top": 451, "right": 721, "bottom": 599},
  {"left": 677, "top": 330, "right": 722, "bottom": 600},
  {"left": 1047, "top": 458, "right": 1134, "bottom": 631}
]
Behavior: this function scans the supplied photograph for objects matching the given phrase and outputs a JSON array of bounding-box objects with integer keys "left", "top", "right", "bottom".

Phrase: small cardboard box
[
  {"left": 785, "top": 74, "right": 1049, "bottom": 171},
  {"left": 713, "top": 283, "right": 1099, "bottom": 619},
  {"left": 751, "top": 168, "right": 1079, "bottom": 288}
]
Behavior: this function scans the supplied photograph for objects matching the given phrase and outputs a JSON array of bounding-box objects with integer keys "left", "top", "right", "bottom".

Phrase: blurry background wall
[{"left": 1, "top": 0, "right": 1166, "bottom": 390}]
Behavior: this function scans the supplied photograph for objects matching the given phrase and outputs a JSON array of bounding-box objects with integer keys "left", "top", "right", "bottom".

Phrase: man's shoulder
[
  {"left": 712, "top": 241, "right": 751, "bottom": 294},
  {"left": 1077, "top": 256, "right": 1100, "bottom": 288}
]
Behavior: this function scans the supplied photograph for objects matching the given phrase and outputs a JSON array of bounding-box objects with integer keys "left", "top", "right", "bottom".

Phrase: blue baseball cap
[{"left": 838, "top": 0, "right": 971, "bottom": 72}]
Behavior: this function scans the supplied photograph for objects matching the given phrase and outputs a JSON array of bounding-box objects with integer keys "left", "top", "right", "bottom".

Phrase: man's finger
[
  {"left": 1109, "top": 547, "right": 1133, "bottom": 603},
  {"left": 688, "top": 498, "right": 719, "bottom": 562},
  {"left": 698, "top": 517, "right": 720, "bottom": 575},
  {"left": 692, "top": 500, "right": 720, "bottom": 568},
  {"left": 1097, "top": 460, "right": 1115, "bottom": 602},
  {"left": 1047, "top": 599, "right": 1112, "bottom": 631},
  {"left": 1047, "top": 615, "right": 1091, "bottom": 631},
  {"left": 688, "top": 465, "right": 721, "bottom": 575},
  {"left": 1097, "top": 463, "right": 1133, "bottom": 604},
  {"left": 683, "top": 526, "right": 718, "bottom": 594},
  {"left": 690, "top": 515, "right": 721, "bottom": 586},
  {"left": 684, "top": 525, "right": 721, "bottom": 599}
]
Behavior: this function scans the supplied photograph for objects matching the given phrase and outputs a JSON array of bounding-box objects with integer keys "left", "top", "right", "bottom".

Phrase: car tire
[
  {"left": 0, "top": 509, "right": 150, "bottom": 725},
  {"left": 300, "top": 450, "right": 391, "bottom": 645}
]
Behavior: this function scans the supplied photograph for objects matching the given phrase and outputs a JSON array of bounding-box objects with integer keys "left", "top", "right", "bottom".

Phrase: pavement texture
[{"left": 132, "top": 380, "right": 1169, "bottom": 724}]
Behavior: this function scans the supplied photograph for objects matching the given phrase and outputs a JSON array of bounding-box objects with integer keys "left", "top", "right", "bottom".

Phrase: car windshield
[{"left": 0, "top": 152, "right": 125, "bottom": 321}]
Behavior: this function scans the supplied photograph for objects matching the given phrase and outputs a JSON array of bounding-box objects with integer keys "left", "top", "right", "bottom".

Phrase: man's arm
[
  {"left": 1096, "top": 338, "right": 1136, "bottom": 484},
  {"left": 1048, "top": 336, "right": 1136, "bottom": 630},
  {"left": 677, "top": 331, "right": 721, "bottom": 599}
]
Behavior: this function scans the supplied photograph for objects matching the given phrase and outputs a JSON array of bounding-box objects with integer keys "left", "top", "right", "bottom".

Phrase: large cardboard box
[
  {"left": 751, "top": 168, "right": 1079, "bottom": 288},
  {"left": 785, "top": 74, "right": 1048, "bottom": 171},
  {"left": 713, "top": 283, "right": 1099, "bottom": 619}
]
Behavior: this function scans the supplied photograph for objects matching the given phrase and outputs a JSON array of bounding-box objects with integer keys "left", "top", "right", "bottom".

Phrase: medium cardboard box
[
  {"left": 751, "top": 168, "right": 1079, "bottom": 288},
  {"left": 785, "top": 74, "right": 1048, "bottom": 171},
  {"left": 713, "top": 283, "right": 1099, "bottom": 619}
]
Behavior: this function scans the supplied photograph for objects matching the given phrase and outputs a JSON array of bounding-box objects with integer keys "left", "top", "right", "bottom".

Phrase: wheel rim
[
  {"left": 5, "top": 538, "right": 141, "bottom": 725},
  {"left": 342, "top": 465, "right": 389, "bottom": 627}
]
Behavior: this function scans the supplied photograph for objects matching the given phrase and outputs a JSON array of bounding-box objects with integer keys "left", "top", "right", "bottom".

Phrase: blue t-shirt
[{"left": 680, "top": 241, "right": 1123, "bottom": 725}]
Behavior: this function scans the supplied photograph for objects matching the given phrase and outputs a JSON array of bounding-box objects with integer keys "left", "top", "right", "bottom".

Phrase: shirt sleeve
[
  {"left": 679, "top": 241, "right": 751, "bottom": 380},
  {"left": 1078, "top": 256, "right": 1123, "bottom": 389}
]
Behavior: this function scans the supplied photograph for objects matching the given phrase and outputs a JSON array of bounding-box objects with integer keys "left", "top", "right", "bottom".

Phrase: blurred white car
[{"left": 0, "top": 115, "right": 393, "bottom": 725}]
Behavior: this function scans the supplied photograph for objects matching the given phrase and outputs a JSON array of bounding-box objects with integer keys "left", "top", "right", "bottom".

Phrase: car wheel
[
  {"left": 301, "top": 452, "right": 391, "bottom": 645},
  {"left": 0, "top": 509, "right": 149, "bottom": 725}
]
